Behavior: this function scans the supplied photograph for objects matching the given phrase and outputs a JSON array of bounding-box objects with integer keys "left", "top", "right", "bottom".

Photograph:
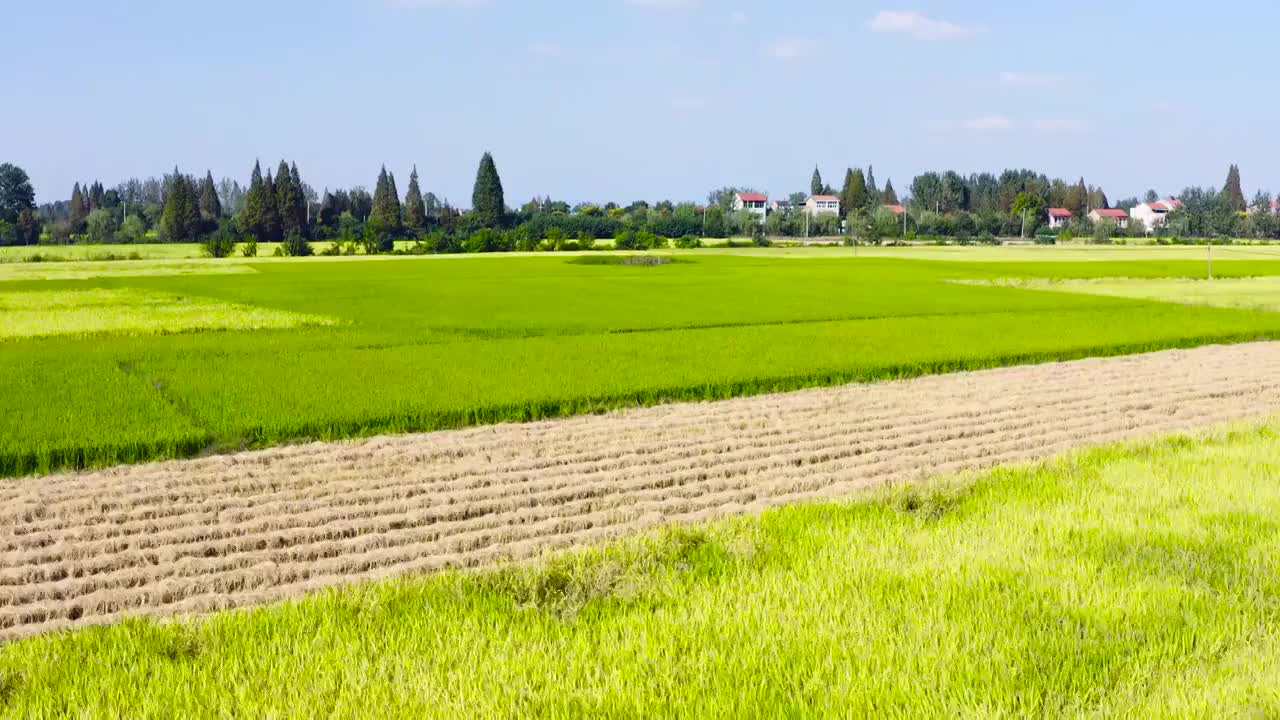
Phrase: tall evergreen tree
[
  {"left": 1065, "top": 178, "right": 1089, "bottom": 216},
  {"left": 370, "top": 165, "right": 403, "bottom": 232},
  {"left": 882, "top": 179, "right": 899, "bottom": 205},
  {"left": 840, "top": 168, "right": 868, "bottom": 213},
  {"left": 69, "top": 182, "right": 88, "bottom": 232},
  {"left": 88, "top": 181, "right": 105, "bottom": 211},
  {"left": 262, "top": 170, "right": 282, "bottom": 241},
  {"left": 810, "top": 166, "right": 824, "bottom": 196},
  {"left": 866, "top": 165, "right": 879, "bottom": 199},
  {"left": 1223, "top": 164, "right": 1246, "bottom": 212},
  {"left": 404, "top": 166, "right": 426, "bottom": 232},
  {"left": 275, "top": 160, "right": 305, "bottom": 238},
  {"left": 159, "top": 168, "right": 201, "bottom": 241},
  {"left": 471, "top": 152, "right": 506, "bottom": 228},
  {"left": 198, "top": 171, "right": 222, "bottom": 223},
  {"left": 290, "top": 163, "right": 308, "bottom": 229},
  {"left": 240, "top": 161, "right": 267, "bottom": 239}
]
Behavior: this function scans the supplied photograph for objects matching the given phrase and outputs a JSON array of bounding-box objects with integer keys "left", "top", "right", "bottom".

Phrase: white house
[
  {"left": 1047, "top": 208, "right": 1073, "bottom": 229},
  {"left": 769, "top": 199, "right": 793, "bottom": 212},
  {"left": 1129, "top": 199, "right": 1181, "bottom": 233},
  {"left": 1089, "top": 208, "right": 1129, "bottom": 229},
  {"left": 805, "top": 194, "right": 841, "bottom": 217},
  {"left": 732, "top": 192, "right": 768, "bottom": 222}
]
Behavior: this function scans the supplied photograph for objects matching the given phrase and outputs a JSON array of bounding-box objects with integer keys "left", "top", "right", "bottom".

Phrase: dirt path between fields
[{"left": 5, "top": 341, "right": 1280, "bottom": 641}]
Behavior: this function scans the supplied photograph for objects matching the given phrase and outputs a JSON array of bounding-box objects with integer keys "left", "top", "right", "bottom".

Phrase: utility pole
[{"left": 1208, "top": 243, "right": 1213, "bottom": 281}]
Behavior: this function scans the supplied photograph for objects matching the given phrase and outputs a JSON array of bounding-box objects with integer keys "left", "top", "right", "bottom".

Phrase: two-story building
[
  {"left": 1129, "top": 200, "right": 1180, "bottom": 233},
  {"left": 732, "top": 192, "right": 768, "bottom": 223},
  {"left": 805, "top": 195, "right": 841, "bottom": 217},
  {"left": 1047, "top": 208, "right": 1073, "bottom": 229},
  {"left": 1088, "top": 208, "right": 1129, "bottom": 229}
]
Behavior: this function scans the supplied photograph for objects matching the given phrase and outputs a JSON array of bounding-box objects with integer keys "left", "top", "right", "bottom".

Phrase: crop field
[
  {"left": 0, "top": 341, "right": 1277, "bottom": 641},
  {"left": 7, "top": 251, "right": 1280, "bottom": 476},
  {"left": 4, "top": 409, "right": 1280, "bottom": 715},
  {"left": 6, "top": 248, "right": 1280, "bottom": 715}
]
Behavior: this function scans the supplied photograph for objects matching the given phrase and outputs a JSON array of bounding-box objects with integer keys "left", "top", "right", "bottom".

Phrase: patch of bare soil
[{"left": 4, "top": 342, "right": 1280, "bottom": 641}]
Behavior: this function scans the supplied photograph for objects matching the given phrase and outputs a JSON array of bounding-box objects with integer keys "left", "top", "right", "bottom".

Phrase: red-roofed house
[
  {"left": 805, "top": 194, "right": 841, "bottom": 217},
  {"left": 883, "top": 204, "right": 907, "bottom": 216},
  {"left": 1129, "top": 199, "right": 1180, "bottom": 233},
  {"left": 1089, "top": 208, "right": 1129, "bottom": 229},
  {"left": 732, "top": 192, "right": 768, "bottom": 223},
  {"left": 1047, "top": 208, "right": 1073, "bottom": 230}
]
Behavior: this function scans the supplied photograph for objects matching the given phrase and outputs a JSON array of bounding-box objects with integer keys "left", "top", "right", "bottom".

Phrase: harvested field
[{"left": 4, "top": 341, "right": 1280, "bottom": 641}]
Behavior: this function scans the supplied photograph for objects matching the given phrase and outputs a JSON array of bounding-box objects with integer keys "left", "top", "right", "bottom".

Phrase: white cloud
[
  {"left": 965, "top": 115, "right": 1012, "bottom": 131},
  {"left": 867, "top": 10, "right": 976, "bottom": 40},
  {"left": 730, "top": 10, "right": 748, "bottom": 25},
  {"left": 763, "top": 35, "right": 826, "bottom": 61},
  {"left": 624, "top": 0, "right": 698, "bottom": 9},
  {"left": 527, "top": 42, "right": 562, "bottom": 59},
  {"left": 1000, "top": 71, "right": 1061, "bottom": 89}
]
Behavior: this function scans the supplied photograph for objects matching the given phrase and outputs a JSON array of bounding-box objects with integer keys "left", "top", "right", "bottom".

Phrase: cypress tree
[
  {"left": 1065, "top": 178, "right": 1088, "bottom": 216},
  {"left": 290, "top": 163, "right": 308, "bottom": 231},
  {"left": 240, "top": 161, "right": 267, "bottom": 239},
  {"left": 866, "top": 165, "right": 879, "bottom": 199},
  {"left": 262, "top": 171, "right": 282, "bottom": 242},
  {"left": 69, "top": 182, "right": 88, "bottom": 232},
  {"left": 810, "top": 166, "right": 824, "bottom": 197},
  {"left": 840, "top": 168, "right": 868, "bottom": 214},
  {"left": 198, "top": 171, "right": 222, "bottom": 223},
  {"left": 1223, "top": 164, "right": 1246, "bottom": 212},
  {"left": 275, "top": 160, "right": 303, "bottom": 238},
  {"left": 159, "top": 168, "right": 201, "bottom": 241},
  {"left": 88, "top": 181, "right": 105, "bottom": 211},
  {"left": 471, "top": 152, "right": 505, "bottom": 228},
  {"left": 370, "top": 165, "right": 403, "bottom": 233},
  {"left": 404, "top": 166, "right": 426, "bottom": 232},
  {"left": 882, "top": 179, "right": 899, "bottom": 205}
]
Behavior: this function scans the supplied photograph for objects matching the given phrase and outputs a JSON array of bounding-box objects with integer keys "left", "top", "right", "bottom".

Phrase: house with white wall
[
  {"left": 1129, "top": 199, "right": 1181, "bottom": 233},
  {"left": 1089, "top": 208, "right": 1129, "bottom": 229},
  {"left": 732, "top": 192, "right": 768, "bottom": 222},
  {"left": 805, "top": 195, "right": 841, "bottom": 217},
  {"left": 1047, "top": 208, "right": 1072, "bottom": 229}
]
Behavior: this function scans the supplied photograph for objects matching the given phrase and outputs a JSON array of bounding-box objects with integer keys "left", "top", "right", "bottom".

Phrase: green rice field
[
  {"left": 6, "top": 249, "right": 1280, "bottom": 476},
  {"left": 4, "top": 421, "right": 1279, "bottom": 716}
]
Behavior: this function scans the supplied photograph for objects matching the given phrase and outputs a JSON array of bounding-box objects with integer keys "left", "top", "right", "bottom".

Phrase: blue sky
[{"left": 4, "top": 0, "right": 1274, "bottom": 206}]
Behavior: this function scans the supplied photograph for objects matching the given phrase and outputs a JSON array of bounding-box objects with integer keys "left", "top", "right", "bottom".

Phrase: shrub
[
  {"left": 241, "top": 238, "right": 258, "bottom": 257},
  {"left": 283, "top": 230, "right": 313, "bottom": 257},
  {"left": 201, "top": 222, "right": 237, "bottom": 258},
  {"left": 464, "top": 228, "right": 506, "bottom": 253},
  {"left": 636, "top": 231, "right": 658, "bottom": 250},
  {"left": 614, "top": 229, "right": 638, "bottom": 250},
  {"left": 673, "top": 234, "right": 701, "bottom": 249},
  {"left": 750, "top": 225, "right": 770, "bottom": 247},
  {"left": 577, "top": 231, "right": 595, "bottom": 251}
]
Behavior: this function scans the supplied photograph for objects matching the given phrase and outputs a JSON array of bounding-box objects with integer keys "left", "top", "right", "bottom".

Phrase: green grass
[
  {"left": 7, "top": 252, "right": 1280, "bottom": 476},
  {"left": 996, "top": 276, "right": 1280, "bottom": 313},
  {"left": 0, "top": 288, "right": 335, "bottom": 340},
  {"left": 5, "top": 422, "right": 1280, "bottom": 717}
]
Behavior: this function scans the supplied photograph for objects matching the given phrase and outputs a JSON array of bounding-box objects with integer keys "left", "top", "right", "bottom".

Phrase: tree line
[{"left": 5, "top": 157, "right": 1279, "bottom": 252}]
